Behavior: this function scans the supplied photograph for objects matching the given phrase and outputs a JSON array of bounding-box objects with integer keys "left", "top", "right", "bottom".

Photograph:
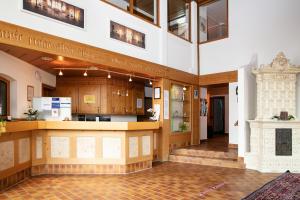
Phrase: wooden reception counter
[{"left": 0, "top": 121, "right": 160, "bottom": 190}]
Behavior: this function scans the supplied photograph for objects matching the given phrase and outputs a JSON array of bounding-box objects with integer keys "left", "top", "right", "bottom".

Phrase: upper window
[
  {"left": 168, "top": 0, "right": 190, "bottom": 41},
  {"left": 0, "top": 77, "right": 9, "bottom": 117},
  {"left": 199, "top": 0, "right": 228, "bottom": 44},
  {"left": 103, "top": 0, "right": 159, "bottom": 25}
]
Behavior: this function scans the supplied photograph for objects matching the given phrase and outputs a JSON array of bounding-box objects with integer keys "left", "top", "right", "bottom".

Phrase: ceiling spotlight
[
  {"left": 107, "top": 73, "right": 111, "bottom": 79},
  {"left": 129, "top": 75, "right": 132, "bottom": 82},
  {"left": 149, "top": 79, "right": 152, "bottom": 85},
  {"left": 57, "top": 56, "right": 64, "bottom": 61},
  {"left": 58, "top": 70, "right": 63, "bottom": 76},
  {"left": 183, "top": 86, "right": 187, "bottom": 91},
  {"left": 83, "top": 71, "right": 88, "bottom": 77}
]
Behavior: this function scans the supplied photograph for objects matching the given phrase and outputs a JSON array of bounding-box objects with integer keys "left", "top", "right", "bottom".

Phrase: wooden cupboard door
[
  {"left": 100, "top": 84, "right": 109, "bottom": 114},
  {"left": 78, "top": 85, "right": 100, "bottom": 114},
  {"left": 54, "top": 86, "right": 78, "bottom": 113}
]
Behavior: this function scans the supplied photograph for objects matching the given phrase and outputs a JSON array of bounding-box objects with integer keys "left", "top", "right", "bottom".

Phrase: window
[
  {"left": 199, "top": 0, "right": 228, "bottom": 43},
  {"left": 168, "top": 0, "right": 190, "bottom": 41},
  {"left": 0, "top": 77, "right": 9, "bottom": 117},
  {"left": 103, "top": 0, "right": 159, "bottom": 25}
]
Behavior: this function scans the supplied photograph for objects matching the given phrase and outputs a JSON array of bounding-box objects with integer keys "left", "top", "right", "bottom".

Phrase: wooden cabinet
[
  {"left": 54, "top": 77, "right": 145, "bottom": 115},
  {"left": 54, "top": 86, "right": 79, "bottom": 113},
  {"left": 78, "top": 85, "right": 100, "bottom": 114}
]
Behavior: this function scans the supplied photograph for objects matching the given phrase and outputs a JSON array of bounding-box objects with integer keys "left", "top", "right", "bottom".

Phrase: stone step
[
  {"left": 171, "top": 148, "right": 238, "bottom": 160},
  {"left": 169, "top": 155, "right": 244, "bottom": 169}
]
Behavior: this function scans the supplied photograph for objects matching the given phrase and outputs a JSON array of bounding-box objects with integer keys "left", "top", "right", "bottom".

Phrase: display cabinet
[{"left": 170, "top": 84, "right": 191, "bottom": 133}]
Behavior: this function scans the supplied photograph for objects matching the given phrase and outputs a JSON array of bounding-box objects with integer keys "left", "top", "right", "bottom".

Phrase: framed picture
[
  {"left": 194, "top": 89, "right": 199, "bottom": 99},
  {"left": 27, "top": 85, "right": 34, "bottom": 101},
  {"left": 154, "top": 87, "right": 161, "bottom": 99},
  {"left": 110, "top": 21, "right": 146, "bottom": 49},
  {"left": 200, "top": 17, "right": 207, "bottom": 34},
  {"left": 22, "top": 0, "right": 85, "bottom": 28}
]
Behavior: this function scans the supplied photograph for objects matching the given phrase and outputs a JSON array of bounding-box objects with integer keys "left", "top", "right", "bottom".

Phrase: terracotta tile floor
[{"left": 0, "top": 162, "right": 278, "bottom": 200}]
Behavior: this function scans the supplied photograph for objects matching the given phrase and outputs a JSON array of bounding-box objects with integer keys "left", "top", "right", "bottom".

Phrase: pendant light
[
  {"left": 83, "top": 70, "right": 88, "bottom": 77},
  {"left": 129, "top": 75, "right": 132, "bottom": 82},
  {"left": 183, "top": 86, "right": 187, "bottom": 91},
  {"left": 107, "top": 72, "right": 111, "bottom": 79},
  {"left": 149, "top": 79, "right": 152, "bottom": 85},
  {"left": 58, "top": 70, "right": 63, "bottom": 76}
]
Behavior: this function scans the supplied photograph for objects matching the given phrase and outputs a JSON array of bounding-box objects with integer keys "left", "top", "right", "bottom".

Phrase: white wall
[
  {"left": 238, "top": 65, "right": 256, "bottom": 157},
  {"left": 200, "top": 0, "right": 300, "bottom": 75},
  {"left": 0, "top": 0, "right": 196, "bottom": 74},
  {"left": 0, "top": 51, "right": 56, "bottom": 118},
  {"left": 229, "top": 82, "right": 238, "bottom": 144}
]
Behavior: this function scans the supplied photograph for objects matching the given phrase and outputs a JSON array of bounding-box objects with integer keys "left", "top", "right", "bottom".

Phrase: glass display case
[{"left": 170, "top": 84, "right": 191, "bottom": 133}]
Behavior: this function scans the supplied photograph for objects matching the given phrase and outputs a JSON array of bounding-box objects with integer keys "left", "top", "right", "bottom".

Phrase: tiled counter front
[
  {"left": 31, "top": 130, "right": 154, "bottom": 175},
  {"left": 0, "top": 131, "right": 32, "bottom": 190}
]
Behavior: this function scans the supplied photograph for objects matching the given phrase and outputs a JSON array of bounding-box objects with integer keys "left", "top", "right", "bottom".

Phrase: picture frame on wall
[
  {"left": 194, "top": 89, "right": 199, "bottom": 99},
  {"left": 22, "top": 0, "right": 85, "bottom": 28},
  {"left": 154, "top": 87, "right": 161, "bottom": 99},
  {"left": 27, "top": 85, "right": 34, "bottom": 101},
  {"left": 110, "top": 21, "right": 146, "bottom": 49}
]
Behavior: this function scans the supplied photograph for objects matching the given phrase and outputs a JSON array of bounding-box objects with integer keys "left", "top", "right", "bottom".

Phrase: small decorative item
[
  {"left": 24, "top": 108, "right": 38, "bottom": 121},
  {"left": 0, "top": 119, "right": 7, "bottom": 136},
  {"left": 110, "top": 21, "right": 145, "bottom": 48},
  {"left": 23, "top": 0, "right": 85, "bottom": 28},
  {"left": 200, "top": 98, "right": 208, "bottom": 116},
  {"left": 280, "top": 111, "right": 288, "bottom": 120},
  {"left": 27, "top": 85, "right": 34, "bottom": 101},
  {"left": 154, "top": 87, "right": 161, "bottom": 99},
  {"left": 272, "top": 114, "right": 295, "bottom": 121},
  {"left": 179, "top": 122, "right": 188, "bottom": 132}
]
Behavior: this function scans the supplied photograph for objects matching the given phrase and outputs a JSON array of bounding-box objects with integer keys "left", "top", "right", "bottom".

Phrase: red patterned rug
[{"left": 242, "top": 171, "right": 300, "bottom": 200}]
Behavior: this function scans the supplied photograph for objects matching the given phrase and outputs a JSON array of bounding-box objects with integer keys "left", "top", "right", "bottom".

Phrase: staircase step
[
  {"left": 169, "top": 155, "right": 244, "bottom": 169},
  {"left": 171, "top": 148, "right": 238, "bottom": 160}
]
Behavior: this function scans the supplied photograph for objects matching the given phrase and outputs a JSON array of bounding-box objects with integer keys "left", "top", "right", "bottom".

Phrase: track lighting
[
  {"left": 83, "top": 71, "right": 88, "bottom": 77},
  {"left": 107, "top": 73, "right": 111, "bottom": 79},
  {"left": 129, "top": 75, "right": 132, "bottom": 82},
  {"left": 58, "top": 70, "right": 63, "bottom": 76}
]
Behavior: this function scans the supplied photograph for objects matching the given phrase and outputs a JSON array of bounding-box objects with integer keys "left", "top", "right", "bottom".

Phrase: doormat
[{"left": 242, "top": 171, "right": 300, "bottom": 200}]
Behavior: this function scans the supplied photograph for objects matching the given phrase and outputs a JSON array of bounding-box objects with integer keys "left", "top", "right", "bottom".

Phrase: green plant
[
  {"left": 24, "top": 108, "right": 38, "bottom": 121},
  {"left": 179, "top": 122, "right": 188, "bottom": 132},
  {"left": 0, "top": 119, "right": 6, "bottom": 127},
  {"left": 288, "top": 115, "right": 295, "bottom": 120}
]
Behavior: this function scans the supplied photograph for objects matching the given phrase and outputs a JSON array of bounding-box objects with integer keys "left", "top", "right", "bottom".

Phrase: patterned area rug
[{"left": 242, "top": 171, "right": 300, "bottom": 200}]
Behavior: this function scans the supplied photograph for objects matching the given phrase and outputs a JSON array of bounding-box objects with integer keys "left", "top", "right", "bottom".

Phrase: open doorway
[{"left": 209, "top": 96, "right": 225, "bottom": 137}]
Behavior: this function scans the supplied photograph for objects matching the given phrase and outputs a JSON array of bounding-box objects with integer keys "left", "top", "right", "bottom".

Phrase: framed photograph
[
  {"left": 110, "top": 21, "right": 146, "bottom": 49},
  {"left": 154, "top": 87, "right": 161, "bottom": 99},
  {"left": 200, "top": 17, "right": 207, "bottom": 34},
  {"left": 194, "top": 89, "right": 199, "bottom": 99},
  {"left": 22, "top": 0, "right": 85, "bottom": 28},
  {"left": 27, "top": 85, "right": 34, "bottom": 101}
]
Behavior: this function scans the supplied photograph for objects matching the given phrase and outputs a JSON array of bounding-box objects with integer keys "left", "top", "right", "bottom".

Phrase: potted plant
[
  {"left": 179, "top": 122, "right": 188, "bottom": 132},
  {"left": 0, "top": 119, "right": 6, "bottom": 136},
  {"left": 24, "top": 108, "right": 38, "bottom": 121}
]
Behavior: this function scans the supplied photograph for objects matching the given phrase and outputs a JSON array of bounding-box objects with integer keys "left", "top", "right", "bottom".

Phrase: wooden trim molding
[
  {"left": 199, "top": 70, "right": 237, "bottom": 86},
  {"left": 0, "top": 20, "right": 198, "bottom": 85},
  {"left": 228, "top": 143, "right": 238, "bottom": 149}
]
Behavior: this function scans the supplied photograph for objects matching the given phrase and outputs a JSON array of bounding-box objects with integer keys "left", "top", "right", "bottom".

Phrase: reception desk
[{"left": 0, "top": 121, "right": 160, "bottom": 190}]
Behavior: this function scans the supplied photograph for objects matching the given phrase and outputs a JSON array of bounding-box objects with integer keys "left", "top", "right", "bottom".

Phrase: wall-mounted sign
[
  {"left": 154, "top": 87, "right": 161, "bottom": 99},
  {"left": 163, "top": 90, "right": 169, "bottom": 120},
  {"left": 27, "top": 85, "right": 34, "bottom": 101},
  {"left": 137, "top": 98, "right": 143, "bottom": 109},
  {"left": 84, "top": 95, "right": 96, "bottom": 104},
  {"left": 23, "top": 0, "right": 85, "bottom": 28},
  {"left": 110, "top": 21, "right": 146, "bottom": 49},
  {"left": 194, "top": 89, "right": 199, "bottom": 99}
]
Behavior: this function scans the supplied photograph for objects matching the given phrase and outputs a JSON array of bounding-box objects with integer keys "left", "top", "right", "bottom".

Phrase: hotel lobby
[{"left": 0, "top": 0, "right": 300, "bottom": 199}]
